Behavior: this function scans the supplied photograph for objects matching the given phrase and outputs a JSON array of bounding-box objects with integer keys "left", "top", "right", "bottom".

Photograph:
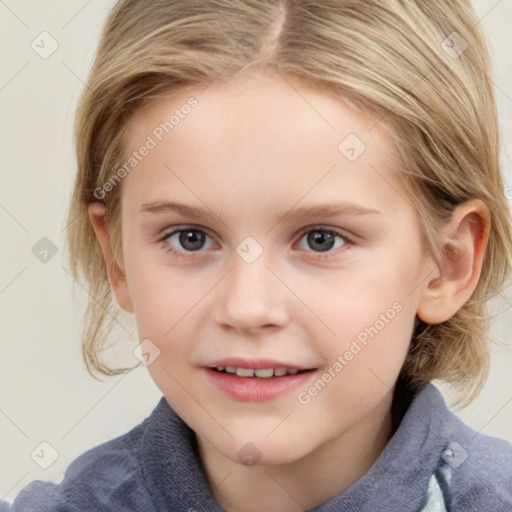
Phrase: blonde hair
[{"left": 67, "top": 0, "right": 512, "bottom": 405}]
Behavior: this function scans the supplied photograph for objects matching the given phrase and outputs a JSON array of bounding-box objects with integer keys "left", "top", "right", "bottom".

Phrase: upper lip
[{"left": 205, "top": 358, "right": 314, "bottom": 370}]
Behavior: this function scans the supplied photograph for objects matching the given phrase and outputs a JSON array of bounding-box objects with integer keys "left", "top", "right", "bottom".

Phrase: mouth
[
  {"left": 204, "top": 359, "right": 316, "bottom": 402},
  {"left": 211, "top": 366, "right": 308, "bottom": 378}
]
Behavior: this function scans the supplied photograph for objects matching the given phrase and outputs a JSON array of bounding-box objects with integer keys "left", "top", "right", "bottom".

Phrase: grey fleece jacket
[{"left": 5, "top": 381, "right": 512, "bottom": 511}]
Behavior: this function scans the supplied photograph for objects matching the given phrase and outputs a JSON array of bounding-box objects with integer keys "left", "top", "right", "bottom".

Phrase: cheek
[
  {"left": 286, "top": 254, "right": 420, "bottom": 390},
  {"left": 295, "top": 260, "right": 417, "bottom": 341},
  {"left": 124, "top": 254, "right": 211, "bottom": 377},
  {"left": 297, "top": 305, "right": 415, "bottom": 424},
  {"left": 123, "top": 241, "right": 204, "bottom": 337}
]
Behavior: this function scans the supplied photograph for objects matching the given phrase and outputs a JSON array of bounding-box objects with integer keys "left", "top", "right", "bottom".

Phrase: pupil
[
  {"left": 308, "top": 231, "right": 334, "bottom": 252},
  {"left": 180, "top": 230, "right": 204, "bottom": 251}
]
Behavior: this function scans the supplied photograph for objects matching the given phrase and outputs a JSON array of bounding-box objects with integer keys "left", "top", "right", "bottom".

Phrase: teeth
[
  {"left": 236, "top": 368, "right": 255, "bottom": 377},
  {"left": 254, "top": 368, "right": 274, "bottom": 378},
  {"left": 215, "top": 366, "right": 302, "bottom": 378}
]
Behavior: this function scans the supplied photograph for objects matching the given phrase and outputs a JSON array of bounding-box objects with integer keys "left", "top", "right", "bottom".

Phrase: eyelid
[
  {"left": 157, "top": 224, "right": 215, "bottom": 243},
  {"left": 157, "top": 224, "right": 355, "bottom": 261},
  {"left": 297, "top": 224, "right": 354, "bottom": 240},
  {"left": 158, "top": 224, "right": 354, "bottom": 244},
  {"left": 158, "top": 225, "right": 217, "bottom": 260},
  {"left": 294, "top": 225, "right": 355, "bottom": 258}
]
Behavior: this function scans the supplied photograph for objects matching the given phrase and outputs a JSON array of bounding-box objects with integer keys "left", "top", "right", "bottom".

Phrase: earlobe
[
  {"left": 417, "top": 199, "right": 490, "bottom": 324},
  {"left": 88, "top": 202, "right": 134, "bottom": 314}
]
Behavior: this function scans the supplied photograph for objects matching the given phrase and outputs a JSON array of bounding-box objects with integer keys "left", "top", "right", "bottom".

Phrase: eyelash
[
  {"left": 158, "top": 227, "right": 216, "bottom": 261},
  {"left": 157, "top": 225, "right": 355, "bottom": 261}
]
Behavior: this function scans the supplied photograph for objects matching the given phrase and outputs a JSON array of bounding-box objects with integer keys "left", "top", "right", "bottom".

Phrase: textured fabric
[
  {"left": 9, "top": 382, "right": 512, "bottom": 511},
  {"left": 421, "top": 474, "right": 448, "bottom": 512}
]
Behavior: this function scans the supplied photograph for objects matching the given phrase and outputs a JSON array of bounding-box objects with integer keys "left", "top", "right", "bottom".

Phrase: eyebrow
[
  {"left": 140, "top": 201, "right": 220, "bottom": 219},
  {"left": 139, "top": 200, "right": 380, "bottom": 221},
  {"left": 276, "top": 202, "right": 380, "bottom": 221}
]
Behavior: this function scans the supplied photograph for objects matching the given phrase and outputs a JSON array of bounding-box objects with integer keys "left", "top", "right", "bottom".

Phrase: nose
[{"left": 213, "top": 255, "right": 289, "bottom": 335}]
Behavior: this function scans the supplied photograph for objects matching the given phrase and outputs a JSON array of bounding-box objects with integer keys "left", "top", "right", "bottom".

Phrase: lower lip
[{"left": 204, "top": 368, "right": 315, "bottom": 402}]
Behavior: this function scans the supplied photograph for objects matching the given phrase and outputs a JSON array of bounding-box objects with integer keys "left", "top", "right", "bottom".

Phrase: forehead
[
  {"left": 126, "top": 72, "right": 393, "bottom": 153},
  {"left": 121, "top": 72, "right": 411, "bottom": 220}
]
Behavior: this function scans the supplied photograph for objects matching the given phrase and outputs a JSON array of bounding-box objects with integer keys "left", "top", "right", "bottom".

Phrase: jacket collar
[{"left": 141, "top": 381, "right": 448, "bottom": 511}]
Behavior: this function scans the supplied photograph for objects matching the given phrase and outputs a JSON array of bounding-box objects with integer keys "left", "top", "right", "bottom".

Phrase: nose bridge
[{"left": 214, "top": 247, "right": 288, "bottom": 332}]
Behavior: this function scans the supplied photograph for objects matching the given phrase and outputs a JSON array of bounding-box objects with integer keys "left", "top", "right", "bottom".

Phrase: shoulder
[
  {"left": 426, "top": 386, "right": 512, "bottom": 511},
  {"left": 447, "top": 424, "right": 512, "bottom": 511},
  {"left": 9, "top": 400, "right": 163, "bottom": 512}
]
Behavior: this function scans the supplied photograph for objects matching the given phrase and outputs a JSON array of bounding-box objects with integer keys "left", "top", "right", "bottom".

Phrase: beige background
[{"left": 1, "top": 0, "right": 511, "bottom": 503}]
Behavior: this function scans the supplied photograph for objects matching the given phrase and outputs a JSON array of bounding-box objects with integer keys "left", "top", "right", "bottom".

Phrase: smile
[
  {"left": 204, "top": 360, "right": 316, "bottom": 401},
  {"left": 213, "top": 366, "right": 302, "bottom": 378}
]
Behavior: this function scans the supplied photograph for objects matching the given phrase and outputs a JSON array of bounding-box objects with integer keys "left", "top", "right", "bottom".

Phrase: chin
[{"left": 217, "top": 435, "right": 313, "bottom": 468}]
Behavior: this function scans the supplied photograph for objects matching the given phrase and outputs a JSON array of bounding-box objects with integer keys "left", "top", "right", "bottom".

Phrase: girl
[{"left": 9, "top": 0, "right": 512, "bottom": 510}]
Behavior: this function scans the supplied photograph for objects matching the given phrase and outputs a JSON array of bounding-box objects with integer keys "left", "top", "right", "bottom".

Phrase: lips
[
  {"left": 206, "top": 357, "right": 311, "bottom": 368},
  {"left": 213, "top": 366, "right": 302, "bottom": 378},
  {"left": 204, "top": 358, "right": 316, "bottom": 401}
]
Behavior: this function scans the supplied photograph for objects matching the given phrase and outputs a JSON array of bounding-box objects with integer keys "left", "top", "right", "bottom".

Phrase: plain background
[{"left": 1, "top": 0, "right": 511, "bottom": 503}]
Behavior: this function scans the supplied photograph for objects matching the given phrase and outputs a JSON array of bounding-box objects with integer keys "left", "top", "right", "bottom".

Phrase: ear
[
  {"left": 417, "top": 199, "right": 490, "bottom": 324},
  {"left": 88, "top": 202, "right": 134, "bottom": 314}
]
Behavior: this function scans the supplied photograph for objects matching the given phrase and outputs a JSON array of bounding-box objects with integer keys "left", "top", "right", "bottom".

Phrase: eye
[
  {"left": 160, "top": 227, "right": 216, "bottom": 254},
  {"left": 297, "top": 227, "right": 351, "bottom": 253}
]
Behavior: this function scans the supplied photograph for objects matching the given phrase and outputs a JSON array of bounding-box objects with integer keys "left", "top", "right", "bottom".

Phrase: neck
[{"left": 196, "top": 390, "right": 395, "bottom": 512}]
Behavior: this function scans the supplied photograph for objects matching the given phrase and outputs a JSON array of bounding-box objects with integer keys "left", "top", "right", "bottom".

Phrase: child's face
[{"left": 118, "top": 72, "right": 433, "bottom": 465}]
